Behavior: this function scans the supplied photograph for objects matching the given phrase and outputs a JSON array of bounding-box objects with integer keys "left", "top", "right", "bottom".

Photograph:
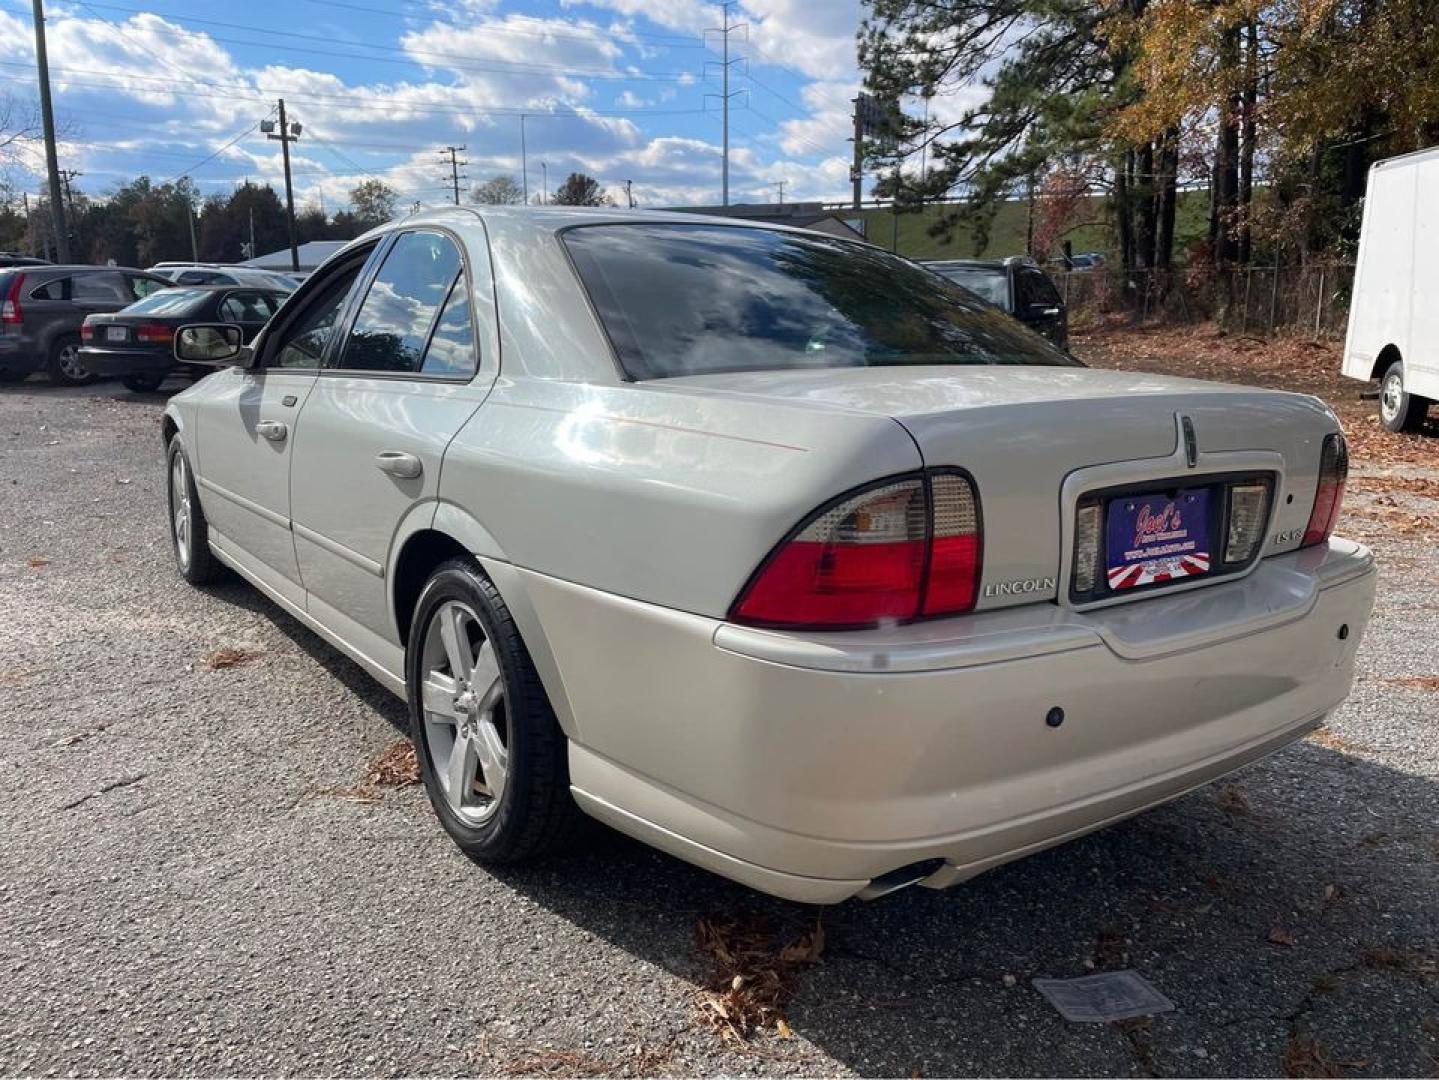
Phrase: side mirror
[{"left": 175, "top": 324, "right": 246, "bottom": 366}]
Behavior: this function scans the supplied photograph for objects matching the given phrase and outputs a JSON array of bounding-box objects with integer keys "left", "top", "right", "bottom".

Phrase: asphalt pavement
[{"left": 0, "top": 375, "right": 1435, "bottom": 1077}]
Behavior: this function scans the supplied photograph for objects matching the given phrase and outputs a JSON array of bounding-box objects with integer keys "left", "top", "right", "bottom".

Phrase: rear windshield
[
  {"left": 124, "top": 288, "right": 211, "bottom": 316},
  {"left": 563, "top": 223, "right": 1076, "bottom": 380},
  {"left": 931, "top": 265, "right": 1009, "bottom": 308}
]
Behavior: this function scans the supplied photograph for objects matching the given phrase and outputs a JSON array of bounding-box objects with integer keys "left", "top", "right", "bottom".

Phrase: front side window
[
  {"left": 563, "top": 224, "right": 1077, "bottom": 380},
  {"left": 72, "top": 272, "right": 129, "bottom": 302},
  {"left": 272, "top": 266, "right": 362, "bottom": 369},
  {"left": 339, "top": 231, "right": 463, "bottom": 374}
]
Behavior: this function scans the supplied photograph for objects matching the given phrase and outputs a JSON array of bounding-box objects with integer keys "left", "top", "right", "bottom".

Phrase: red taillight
[
  {"left": 0, "top": 273, "right": 24, "bottom": 324},
  {"left": 730, "top": 472, "right": 982, "bottom": 629},
  {"left": 136, "top": 323, "right": 175, "bottom": 344},
  {"left": 80, "top": 318, "right": 95, "bottom": 341},
  {"left": 1301, "top": 432, "right": 1348, "bottom": 548}
]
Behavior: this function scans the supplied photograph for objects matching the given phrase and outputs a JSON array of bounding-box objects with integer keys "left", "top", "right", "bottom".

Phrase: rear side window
[
  {"left": 563, "top": 224, "right": 1077, "bottom": 380},
  {"left": 418, "top": 278, "right": 476, "bottom": 376},
  {"left": 338, "top": 231, "right": 463, "bottom": 374},
  {"left": 29, "top": 278, "right": 66, "bottom": 300},
  {"left": 934, "top": 267, "right": 1009, "bottom": 308},
  {"left": 124, "top": 288, "right": 210, "bottom": 316},
  {"left": 219, "top": 291, "right": 278, "bottom": 322}
]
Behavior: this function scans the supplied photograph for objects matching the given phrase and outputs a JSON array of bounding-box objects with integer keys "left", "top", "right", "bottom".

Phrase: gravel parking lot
[{"left": 1, "top": 340, "right": 1436, "bottom": 1078}]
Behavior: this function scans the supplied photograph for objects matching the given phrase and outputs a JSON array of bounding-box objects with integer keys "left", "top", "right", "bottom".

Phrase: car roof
[{"left": 925, "top": 258, "right": 1008, "bottom": 272}]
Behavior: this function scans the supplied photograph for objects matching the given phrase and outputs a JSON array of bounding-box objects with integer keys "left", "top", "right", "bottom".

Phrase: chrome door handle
[
  {"left": 256, "top": 420, "right": 288, "bottom": 442},
  {"left": 374, "top": 451, "right": 422, "bottom": 479}
]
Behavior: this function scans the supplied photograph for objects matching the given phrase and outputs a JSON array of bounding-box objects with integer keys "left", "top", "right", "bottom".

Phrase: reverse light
[
  {"left": 1223, "top": 481, "right": 1271, "bottom": 564},
  {"left": 1301, "top": 432, "right": 1348, "bottom": 548},
  {"left": 730, "top": 472, "right": 982, "bottom": 630},
  {"left": 1072, "top": 500, "right": 1103, "bottom": 596},
  {"left": 0, "top": 273, "right": 24, "bottom": 324}
]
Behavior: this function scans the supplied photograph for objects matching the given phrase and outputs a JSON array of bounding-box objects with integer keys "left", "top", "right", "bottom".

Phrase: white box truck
[{"left": 1343, "top": 145, "right": 1439, "bottom": 432}]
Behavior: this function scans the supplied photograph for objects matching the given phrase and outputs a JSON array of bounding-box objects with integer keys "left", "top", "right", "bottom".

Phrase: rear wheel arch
[
  {"left": 389, "top": 519, "right": 578, "bottom": 740},
  {"left": 1371, "top": 344, "right": 1402, "bottom": 380}
]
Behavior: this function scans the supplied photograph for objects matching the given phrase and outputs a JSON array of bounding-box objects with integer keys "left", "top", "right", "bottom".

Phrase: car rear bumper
[
  {"left": 0, "top": 335, "right": 39, "bottom": 374},
  {"left": 78, "top": 346, "right": 173, "bottom": 377},
  {"left": 507, "top": 539, "right": 1376, "bottom": 903}
]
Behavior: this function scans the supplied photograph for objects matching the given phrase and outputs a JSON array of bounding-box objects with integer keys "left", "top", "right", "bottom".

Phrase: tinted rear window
[
  {"left": 125, "top": 288, "right": 211, "bottom": 316},
  {"left": 563, "top": 224, "right": 1075, "bottom": 379}
]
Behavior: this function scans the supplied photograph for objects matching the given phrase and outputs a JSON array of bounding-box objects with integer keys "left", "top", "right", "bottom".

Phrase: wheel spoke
[
  {"left": 438, "top": 604, "right": 473, "bottom": 681},
  {"left": 473, "top": 713, "right": 508, "bottom": 800},
  {"left": 470, "top": 639, "right": 500, "bottom": 700},
  {"left": 445, "top": 733, "right": 477, "bottom": 810},
  {"left": 421, "top": 671, "right": 460, "bottom": 719}
]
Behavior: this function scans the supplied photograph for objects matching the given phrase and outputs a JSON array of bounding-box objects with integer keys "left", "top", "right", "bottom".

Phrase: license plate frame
[
  {"left": 105, "top": 325, "right": 128, "bottom": 343},
  {"left": 1104, "top": 488, "right": 1212, "bottom": 591}
]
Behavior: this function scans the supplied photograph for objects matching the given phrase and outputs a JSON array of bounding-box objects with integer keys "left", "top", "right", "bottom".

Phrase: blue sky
[{"left": 0, "top": 0, "right": 875, "bottom": 210}]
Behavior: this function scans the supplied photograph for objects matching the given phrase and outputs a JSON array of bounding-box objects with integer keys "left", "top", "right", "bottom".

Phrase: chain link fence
[{"left": 1059, "top": 264, "right": 1356, "bottom": 338}]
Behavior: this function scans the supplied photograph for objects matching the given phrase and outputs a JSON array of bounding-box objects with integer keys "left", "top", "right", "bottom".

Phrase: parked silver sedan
[{"left": 163, "top": 207, "right": 1376, "bottom": 903}]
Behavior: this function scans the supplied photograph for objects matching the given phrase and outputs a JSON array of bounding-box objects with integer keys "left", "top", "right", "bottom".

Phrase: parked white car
[
  {"left": 164, "top": 207, "right": 1376, "bottom": 903},
  {"left": 1343, "top": 144, "right": 1439, "bottom": 432}
]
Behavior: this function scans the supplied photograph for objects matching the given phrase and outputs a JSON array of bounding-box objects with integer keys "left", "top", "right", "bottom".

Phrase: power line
[{"left": 161, "top": 117, "right": 265, "bottom": 184}]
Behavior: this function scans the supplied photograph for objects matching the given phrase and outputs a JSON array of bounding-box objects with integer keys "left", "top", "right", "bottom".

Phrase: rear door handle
[
  {"left": 375, "top": 451, "right": 422, "bottom": 479},
  {"left": 256, "top": 420, "right": 288, "bottom": 442}
]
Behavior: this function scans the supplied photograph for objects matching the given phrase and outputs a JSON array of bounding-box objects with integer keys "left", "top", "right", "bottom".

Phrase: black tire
[
  {"left": 45, "top": 334, "right": 93, "bottom": 386},
  {"left": 1379, "top": 359, "right": 1431, "bottom": 434},
  {"left": 408, "top": 557, "right": 583, "bottom": 863},
  {"left": 122, "top": 372, "right": 165, "bottom": 393},
  {"left": 0, "top": 367, "right": 25, "bottom": 383},
  {"left": 166, "top": 437, "right": 219, "bottom": 585}
]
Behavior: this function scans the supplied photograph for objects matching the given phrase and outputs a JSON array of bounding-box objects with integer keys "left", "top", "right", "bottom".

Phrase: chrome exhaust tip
[{"left": 856, "top": 859, "right": 946, "bottom": 901}]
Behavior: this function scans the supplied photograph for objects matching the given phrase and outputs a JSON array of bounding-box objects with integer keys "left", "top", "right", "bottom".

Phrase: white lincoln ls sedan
[{"left": 164, "top": 207, "right": 1376, "bottom": 903}]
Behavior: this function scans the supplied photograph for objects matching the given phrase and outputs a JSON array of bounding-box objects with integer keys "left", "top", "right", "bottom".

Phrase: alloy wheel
[
  {"left": 58, "top": 344, "right": 87, "bottom": 382},
  {"left": 420, "top": 600, "right": 509, "bottom": 826},
  {"left": 170, "top": 452, "right": 191, "bottom": 571}
]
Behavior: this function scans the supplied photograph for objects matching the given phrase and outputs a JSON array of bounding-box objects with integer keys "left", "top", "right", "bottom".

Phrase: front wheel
[
  {"left": 45, "top": 335, "right": 93, "bottom": 386},
  {"left": 166, "top": 438, "right": 218, "bottom": 584},
  {"left": 122, "top": 372, "right": 165, "bottom": 393},
  {"left": 1379, "top": 359, "right": 1430, "bottom": 433},
  {"left": 408, "top": 558, "right": 582, "bottom": 863}
]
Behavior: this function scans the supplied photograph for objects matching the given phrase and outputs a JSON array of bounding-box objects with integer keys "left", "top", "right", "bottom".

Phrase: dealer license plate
[{"left": 1105, "top": 489, "right": 1210, "bottom": 591}]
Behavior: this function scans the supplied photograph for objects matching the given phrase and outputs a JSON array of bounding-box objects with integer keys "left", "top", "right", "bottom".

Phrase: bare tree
[{"left": 469, "top": 174, "right": 524, "bottom": 205}]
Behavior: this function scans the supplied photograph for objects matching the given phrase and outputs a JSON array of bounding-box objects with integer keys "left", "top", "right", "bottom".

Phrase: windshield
[
  {"left": 929, "top": 265, "right": 1010, "bottom": 308},
  {"left": 564, "top": 224, "right": 1073, "bottom": 380},
  {"left": 124, "top": 288, "right": 212, "bottom": 316}
]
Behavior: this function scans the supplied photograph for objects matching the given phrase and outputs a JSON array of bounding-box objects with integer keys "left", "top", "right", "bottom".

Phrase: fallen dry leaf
[
  {"left": 693, "top": 913, "right": 824, "bottom": 1040},
  {"left": 201, "top": 646, "right": 264, "bottom": 669},
  {"left": 1269, "top": 925, "right": 1298, "bottom": 947},
  {"left": 333, "top": 740, "right": 420, "bottom": 803},
  {"left": 27, "top": 557, "right": 49, "bottom": 568},
  {"left": 1382, "top": 676, "right": 1439, "bottom": 691}
]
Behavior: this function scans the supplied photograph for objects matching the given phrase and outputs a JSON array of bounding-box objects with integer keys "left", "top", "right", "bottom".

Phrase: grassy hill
[{"left": 849, "top": 189, "right": 1211, "bottom": 262}]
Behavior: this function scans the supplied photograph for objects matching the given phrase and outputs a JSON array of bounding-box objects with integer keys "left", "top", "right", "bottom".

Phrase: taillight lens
[
  {"left": 80, "top": 319, "right": 95, "bottom": 341},
  {"left": 730, "top": 472, "right": 982, "bottom": 629},
  {"left": 1301, "top": 432, "right": 1348, "bottom": 548},
  {"left": 0, "top": 273, "right": 23, "bottom": 324},
  {"left": 1223, "top": 481, "right": 1271, "bottom": 564},
  {"left": 136, "top": 323, "right": 175, "bottom": 344},
  {"left": 1072, "top": 500, "right": 1103, "bottom": 596}
]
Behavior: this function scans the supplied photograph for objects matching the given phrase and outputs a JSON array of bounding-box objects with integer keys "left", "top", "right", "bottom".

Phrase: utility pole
[
  {"left": 263, "top": 100, "right": 301, "bottom": 272},
  {"left": 541, "top": 162, "right": 548, "bottom": 204},
  {"left": 850, "top": 95, "right": 865, "bottom": 211},
  {"left": 775, "top": 179, "right": 786, "bottom": 206},
  {"left": 440, "top": 145, "right": 468, "bottom": 206},
  {"left": 182, "top": 178, "right": 197, "bottom": 261},
  {"left": 32, "top": 0, "right": 69, "bottom": 262},
  {"left": 247, "top": 207, "right": 255, "bottom": 261},
  {"left": 705, "top": 2, "right": 746, "bottom": 207},
  {"left": 58, "top": 168, "right": 80, "bottom": 224},
  {"left": 624, "top": 179, "right": 635, "bottom": 209},
  {"left": 520, "top": 115, "right": 528, "bottom": 204}
]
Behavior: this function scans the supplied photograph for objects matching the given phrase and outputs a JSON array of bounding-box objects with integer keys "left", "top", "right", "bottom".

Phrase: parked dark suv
[
  {"left": 924, "top": 256, "right": 1069, "bottom": 350},
  {"left": 0, "top": 265, "right": 170, "bottom": 385}
]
